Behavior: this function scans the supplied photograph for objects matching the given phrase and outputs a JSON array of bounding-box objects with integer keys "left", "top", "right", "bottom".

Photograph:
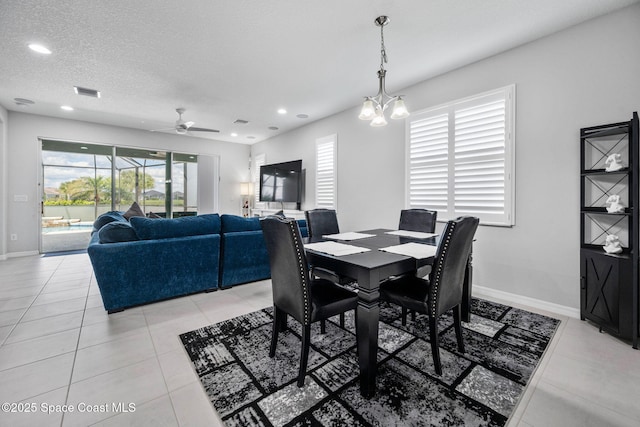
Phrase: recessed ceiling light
[
  {"left": 28, "top": 43, "right": 51, "bottom": 54},
  {"left": 231, "top": 132, "right": 238, "bottom": 137},
  {"left": 247, "top": 136, "right": 256, "bottom": 139},
  {"left": 296, "top": 114, "right": 309, "bottom": 119},
  {"left": 14, "top": 98, "right": 34, "bottom": 104},
  {"left": 268, "top": 126, "right": 279, "bottom": 131},
  {"left": 60, "top": 105, "right": 74, "bottom": 111},
  {"left": 80, "top": 146, "right": 88, "bottom": 150},
  {"left": 277, "top": 108, "right": 287, "bottom": 115}
]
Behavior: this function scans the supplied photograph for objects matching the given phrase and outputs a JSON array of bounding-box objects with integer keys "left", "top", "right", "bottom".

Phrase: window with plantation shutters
[
  {"left": 407, "top": 85, "right": 515, "bottom": 226},
  {"left": 253, "top": 153, "right": 265, "bottom": 206},
  {"left": 316, "top": 134, "right": 337, "bottom": 209}
]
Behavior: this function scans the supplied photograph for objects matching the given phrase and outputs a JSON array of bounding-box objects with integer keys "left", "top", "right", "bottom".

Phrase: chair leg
[
  {"left": 401, "top": 307, "right": 407, "bottom": 326},
  {"left": 411, "top": 310, "right": 416, "bottom": 322},
  {"left": 298, "top": 324, "right": 311, "bottom": 387},
  {"left": 278, "top": 312, "right": 288, "bottom": 332},
  {"left": 270, "top": 306, "right": 281, "bottom": 358},
  {"left": 453, "top": 305, "right": 465, "bottom": 353},
  {"left": 339, "top": 313, "right": 345, "bottom": 328},
  {"left": 320, "top": 319, "right": 326, "bottom": 334},
  {"left": 429, "top": 316, "right": 442, "bottom": 375}
]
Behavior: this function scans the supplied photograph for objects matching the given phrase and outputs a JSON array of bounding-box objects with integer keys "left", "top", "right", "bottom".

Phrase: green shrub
[{"left": 43, "top": 200, "right": 95, "bottom": 206}]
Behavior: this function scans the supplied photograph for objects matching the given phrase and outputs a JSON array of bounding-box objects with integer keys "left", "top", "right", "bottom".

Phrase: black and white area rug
[{"left": 180, "top": 298, "right": 560, "bottom": 426}]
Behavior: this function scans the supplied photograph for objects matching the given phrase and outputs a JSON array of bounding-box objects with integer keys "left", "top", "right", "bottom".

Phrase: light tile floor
[{"left": 0, "top": 253, "right": 638, "bottom": 426}]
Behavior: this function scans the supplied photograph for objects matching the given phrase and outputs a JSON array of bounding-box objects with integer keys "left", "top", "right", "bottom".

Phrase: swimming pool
[{"left": 41, "top": 222, "right": 93, "bottom": 234}]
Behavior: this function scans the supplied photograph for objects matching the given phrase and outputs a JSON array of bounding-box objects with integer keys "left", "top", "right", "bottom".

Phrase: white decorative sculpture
[
  {"left": 606, "top": 194, "right": 625, "bottom": 213},
  {"left": 603, "top": 234, "right": 623, "bottom": 254},
  {"left": 605, "top": 153, "right": 624, "bottom": 172}
]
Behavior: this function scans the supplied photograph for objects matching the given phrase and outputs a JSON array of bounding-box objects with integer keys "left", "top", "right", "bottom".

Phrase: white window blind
[
  {"left": 253, "top": 153, "right": 265, "bottom": 206},
  {"left": 316, "top": 134, "right": 337, "bottom": 209},
  {"left": 407, "top": 85, "right": 515, "bottom": 226}
]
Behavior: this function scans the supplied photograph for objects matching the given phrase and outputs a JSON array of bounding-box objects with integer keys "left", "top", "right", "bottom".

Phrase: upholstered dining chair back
[
  {"left": 430, "top": 216, "right": 479, "bottom": 318},
  {"left": 398, "top": 209, "right": 438, "bottom": 233},
  {"left": 261, "top": 215, "right": 311, "bottom": 325},
  {"left": 305, "top": 209, "right": 339, "bottom": 239},
  {"left": 261, "top": 215, "right": 358, "bottom": 387}
]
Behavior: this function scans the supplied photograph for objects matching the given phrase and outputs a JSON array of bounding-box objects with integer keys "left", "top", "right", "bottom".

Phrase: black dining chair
[
  {"left": 261, "top": 215, "right": 358, "bottom": 387},
  {"left": 399, "top": 208, "right": 438, "bottom": 233},
  {"left": 305, "top": 208, "right": 340, "bottom": 238},
  {"left": 305, "top": 209, "right": 355, "bottom": 287},
  {"left": 398, "top": 208, "right": 438, "bottom": 279},
  {"left": 380, "top": 216, "right": 479, "bottom": 375}
]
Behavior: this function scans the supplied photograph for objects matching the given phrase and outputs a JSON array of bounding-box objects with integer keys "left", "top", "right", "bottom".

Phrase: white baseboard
[
  {"left": 5, "top": 250, "right": 40, "bottom": 259},
  {"left": 473, "top": 285, "right": 580, "bottom": 319}
]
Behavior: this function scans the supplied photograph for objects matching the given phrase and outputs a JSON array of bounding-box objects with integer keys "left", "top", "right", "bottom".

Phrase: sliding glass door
[{"left": 41, "top": 140, "right": 199, "bottom": 253}]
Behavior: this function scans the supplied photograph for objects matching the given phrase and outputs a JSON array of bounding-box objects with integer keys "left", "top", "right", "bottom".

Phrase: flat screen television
[{"left": 259, "top": 160, "right": 302, "bottom": 204}]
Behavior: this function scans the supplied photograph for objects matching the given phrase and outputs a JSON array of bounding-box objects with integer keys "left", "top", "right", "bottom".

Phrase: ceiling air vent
[
  {"left": 74, "top": 86, "right": 101, "bottom": 98},
  {"left": 233, "top": 119, "right": 249, "bottom": 124}
]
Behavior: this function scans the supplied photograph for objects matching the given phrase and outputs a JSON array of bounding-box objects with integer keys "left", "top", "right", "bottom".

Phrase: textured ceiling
[{"left": 0, "top": 0, "right": 637, "bottom": 144}]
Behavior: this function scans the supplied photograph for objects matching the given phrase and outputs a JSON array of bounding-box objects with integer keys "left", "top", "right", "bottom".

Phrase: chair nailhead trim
[
  {"left": 290, "top": 221, "right": 310, "bottom": 324},
  {"left": 431, "top": 221, "right": 456, "bottom": 317}
]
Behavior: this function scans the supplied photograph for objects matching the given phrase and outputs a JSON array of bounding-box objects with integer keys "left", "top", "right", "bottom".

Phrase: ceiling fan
[{"left": 151, "top": 108, "right": 219, "bottom": 134}]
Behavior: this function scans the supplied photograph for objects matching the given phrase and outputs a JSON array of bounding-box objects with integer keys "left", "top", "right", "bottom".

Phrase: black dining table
[{"left": 304, "top": 228, "right": 473, "bottom": 398}]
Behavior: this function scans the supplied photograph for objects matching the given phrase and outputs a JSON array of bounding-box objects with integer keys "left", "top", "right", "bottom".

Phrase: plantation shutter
[
  {"left": 407, "top": 85, "right": 515, "bottom": 226},
  {"left": 454, "top": 97, "right": 507, "bottom": 218},
  {"left": 408, "top": 112, "right": 449, "bottom": 210},
  {"left": 316, "top": 135, "right": 337, "bottom": 209}
]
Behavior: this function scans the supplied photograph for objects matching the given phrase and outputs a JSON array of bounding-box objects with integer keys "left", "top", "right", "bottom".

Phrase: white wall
[
  {"left": 0, "top": 105, "right": 8, "bottom": 259},
  {"left": 6, "top": 112, "right": 250, "bottom": 256},
  {"left": 252, "top": 4, "right": 640, "bottom": 311}
]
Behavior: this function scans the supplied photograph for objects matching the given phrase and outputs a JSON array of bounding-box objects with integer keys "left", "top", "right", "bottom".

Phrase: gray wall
[
  {"left": 4, "top": 112, "right": 250, "bottom": 256},
  {"left": 0, "top": 105, "right": 7, "bottom": 259},
  {"left": 252, "top": 4, "right": 640, "bottom": 311}
]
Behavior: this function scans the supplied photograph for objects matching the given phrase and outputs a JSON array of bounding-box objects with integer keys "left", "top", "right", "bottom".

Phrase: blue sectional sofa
[
  {"left": 219, "top": 214, "right": 307, "bottom": 288},
  {"left": 87, "top": 211, "right": 307, "bottom": 313}
]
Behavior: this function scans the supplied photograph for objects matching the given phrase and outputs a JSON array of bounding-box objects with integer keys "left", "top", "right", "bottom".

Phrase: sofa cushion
[
  {"left": 123, "top": 201, "right": 146, "bottom": 220},
  {"left": 296, "top": 219, "right": 308, "bottom": 237},
  {"left": 130, "top": 213, "right": 221, "bottom": 240},
  {"left": 93, "top": 211, "right": 126, "bottom": 231},
  {"left": 98, "top": 221, "right": 139, "bottom": 243},
  {"left": 221, "top": 214, "right": 261, "bottom": 233}
]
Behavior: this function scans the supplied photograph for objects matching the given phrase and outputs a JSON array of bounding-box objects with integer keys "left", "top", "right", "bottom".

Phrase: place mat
[
  {"left": 379, "top": 242, "right": 437, "bottom": 259},
  {"left": 322, "top": 232, "right": 376, "bottom": 241},
  {"left": 305, "top": 241, "right": 371, "bottom": 256},
  {"left": 385, "top": 230, "right": 438, "bottom": 239}
]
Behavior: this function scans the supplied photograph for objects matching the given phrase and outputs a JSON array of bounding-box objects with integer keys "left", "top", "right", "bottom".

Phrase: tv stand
[{"left": 250, "top": 208, "right": 305, "bottom": 220}]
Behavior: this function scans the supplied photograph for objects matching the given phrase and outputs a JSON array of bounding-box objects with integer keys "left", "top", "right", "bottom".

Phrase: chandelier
[{"left": 358, "top": 16, "right": 409, "bottom": 127}]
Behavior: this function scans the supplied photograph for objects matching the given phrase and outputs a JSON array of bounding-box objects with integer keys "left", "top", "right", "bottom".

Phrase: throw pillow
[
  {"left": 123, "top": 201, "right": 145, "bottom": 220},
  {"left": 98, "top": 221, "right": 139, "bottom": 243}
]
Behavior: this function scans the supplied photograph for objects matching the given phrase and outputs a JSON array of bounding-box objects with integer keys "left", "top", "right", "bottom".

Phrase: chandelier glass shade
[{"left": 358, "top": 16, "right": 409, "bottom": 126}]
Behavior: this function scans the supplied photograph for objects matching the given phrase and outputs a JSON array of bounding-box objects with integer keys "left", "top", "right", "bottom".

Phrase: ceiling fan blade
[
  {"left": 188, "top": 127, "right": 220, "bottom": 133},
  {"left": 149, "top": 127, "right": 177, "bottom": 132}
]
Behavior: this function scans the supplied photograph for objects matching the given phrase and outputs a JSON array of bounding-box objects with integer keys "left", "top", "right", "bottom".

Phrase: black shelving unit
[{"left": 580, "top": 112, "right": 639, "bottom": 349}]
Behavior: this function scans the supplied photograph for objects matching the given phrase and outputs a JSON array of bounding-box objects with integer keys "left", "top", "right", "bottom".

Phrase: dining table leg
[{"left": 355, "top": 270, "right": 380, "bottom": 398}]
